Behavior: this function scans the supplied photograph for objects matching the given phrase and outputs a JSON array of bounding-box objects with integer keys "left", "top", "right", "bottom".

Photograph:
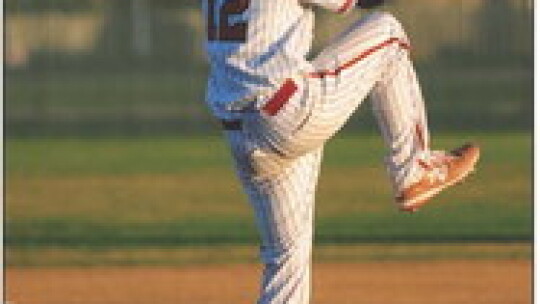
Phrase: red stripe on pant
[
  {"left": 337, "top": 0, "right": 355, "bottom": 13},
  {"left": 262, "top": 79, "right": 298, "bottom": 116},
  {"left": 308, "top": 37, "right": 410, "bottom": 79}
]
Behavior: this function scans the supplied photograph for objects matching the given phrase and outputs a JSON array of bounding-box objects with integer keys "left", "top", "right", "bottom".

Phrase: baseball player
[{"left": 201, "top": 0, "right": 480, "bottom": 303}]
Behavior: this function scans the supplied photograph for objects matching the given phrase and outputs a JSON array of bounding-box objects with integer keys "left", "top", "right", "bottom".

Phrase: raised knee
[
  {"left": 376, "top": 12, "right": 401, "bottom": 26},
  {"left": 368, "top": 12, "right": 409, "bottom": 42}
]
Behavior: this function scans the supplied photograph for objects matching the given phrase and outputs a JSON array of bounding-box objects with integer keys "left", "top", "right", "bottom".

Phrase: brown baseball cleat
[{"left": 396, "top": 143, "right": 480, "bottom": 213}]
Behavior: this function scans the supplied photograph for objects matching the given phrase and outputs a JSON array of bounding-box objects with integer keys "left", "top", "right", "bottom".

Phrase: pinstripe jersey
[{"left": 203, "top": 0, "right": 356, "bottom": 119}]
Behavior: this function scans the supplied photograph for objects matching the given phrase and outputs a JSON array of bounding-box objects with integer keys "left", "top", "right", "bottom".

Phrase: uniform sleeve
[{"left": 301, "top": 0, "right": 357, "bottom": 14}]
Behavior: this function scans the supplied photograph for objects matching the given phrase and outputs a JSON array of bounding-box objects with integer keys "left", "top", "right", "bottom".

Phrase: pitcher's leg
[
  {"left": 226, "top": 129, "right": 323, "bottom": 304},
  {"left": 310, "top": 12, "right": 432, "bottom": 196},
  {"left": 370, "top": 52, "right": 431, "bottom": 193},
  {"left": 294, "top": 12, "right": 432, "bottom": 196},
  {"left": 252, "top": 148, "right": 322, "bottom": 304},
  {"left": 285, "top": 12, "right": 411, "bottom": 150},
  {"left": 310, "top": 12, "right": 411, "bottom": 75},
  {"left": 303, "top": 12, "right": 432, "bottom": 191}
]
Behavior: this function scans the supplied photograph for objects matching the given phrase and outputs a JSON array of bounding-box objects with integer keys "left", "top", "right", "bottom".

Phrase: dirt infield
[{"left": 7, "top": 260, "right": 531, "bottom": 304}]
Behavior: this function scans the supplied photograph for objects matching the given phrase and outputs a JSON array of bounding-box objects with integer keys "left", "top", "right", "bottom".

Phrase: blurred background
[
  {"left": 5, "top": 0, "right": 533, "bottom": 135},
  {"left": 5, "top": 0, "right": 533, "bottom": 303}
]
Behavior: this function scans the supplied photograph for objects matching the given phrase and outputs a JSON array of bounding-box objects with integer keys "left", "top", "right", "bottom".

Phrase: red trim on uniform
[
  {"left": 415, "top": 122, "right": 426, "bottom": 150},
  {"left": 262, "top": 79, "right": 298, "bottom": 116},
  {"left": 337, "top": 0, "right": 355, "bottom": 13},
  {"left": 308, "top": 37, "right": 411, "bottom": 79}
]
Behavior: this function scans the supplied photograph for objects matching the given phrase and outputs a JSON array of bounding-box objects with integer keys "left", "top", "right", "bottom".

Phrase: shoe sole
[{"left": 399, "top": 151, "right": 480, "bottom": 213}]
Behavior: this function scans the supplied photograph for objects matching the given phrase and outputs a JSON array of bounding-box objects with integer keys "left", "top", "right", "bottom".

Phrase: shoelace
[{"left": 417, "top": 151, "right": 454, "bottom": 184}]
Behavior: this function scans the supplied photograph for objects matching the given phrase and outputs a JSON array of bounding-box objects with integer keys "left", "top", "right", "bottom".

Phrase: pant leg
[
  {"left": 370, "top": 52, "right": 431, "bottom": 192},
  {"left": 224, "top": 129, "right": 324, "bottom": 304},
  {"left": 253, "top": 12, "right": 430, "bottom": 191}
]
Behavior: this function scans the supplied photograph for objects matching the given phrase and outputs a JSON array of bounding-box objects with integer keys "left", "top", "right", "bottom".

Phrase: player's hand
[{"left": 357, "top": 0, "right": 387, "bottom": 9}]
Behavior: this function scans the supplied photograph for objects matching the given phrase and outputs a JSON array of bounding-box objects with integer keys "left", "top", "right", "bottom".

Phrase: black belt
[{"left": 221, "top": 119, "right": 242, "bottom": 131}]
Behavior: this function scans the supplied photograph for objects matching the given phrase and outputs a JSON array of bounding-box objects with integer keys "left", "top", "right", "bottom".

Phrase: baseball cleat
[{"left": 396, "top": 143, "right": 480, "bottom": 213}]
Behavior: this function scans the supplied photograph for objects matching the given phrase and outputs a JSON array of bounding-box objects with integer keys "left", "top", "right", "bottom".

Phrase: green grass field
[{"left": 6, "top": 132, "right": 531, "bottom": 254}]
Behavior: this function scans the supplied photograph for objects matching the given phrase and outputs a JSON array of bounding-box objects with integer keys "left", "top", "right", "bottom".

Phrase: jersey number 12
[{"left": 207, "top": 0, "right": 250, "bottom": 42}]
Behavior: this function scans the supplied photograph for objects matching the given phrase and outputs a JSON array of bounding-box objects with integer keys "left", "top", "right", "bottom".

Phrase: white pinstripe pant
[{"left": 224, "top": 12, "right": 430, "bottom": 304}]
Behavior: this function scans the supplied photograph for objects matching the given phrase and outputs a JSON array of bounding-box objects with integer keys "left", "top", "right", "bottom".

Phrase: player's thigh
[
  {"left": 286, "top": 60, "right": 384, "bottom": 153},
  {"left": 224, "top": 126, "right": 322, "bottom": 192},
  {"left": 226, "top": 129, "right": 324, "bottom": 249},
  {"left": 288, "top": 14, "right": 411, "bottom": 150},
  {"left": 311, "top": 11, "right": 409, "bottom": 71}
]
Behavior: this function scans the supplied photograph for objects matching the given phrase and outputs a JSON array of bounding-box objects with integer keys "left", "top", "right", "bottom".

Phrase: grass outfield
[
  {"left": 6, "top": 133, "right": 532, "bottom": 251},
  {"left": 7, "top": 244, "right": 531, "bottom": 267}
]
